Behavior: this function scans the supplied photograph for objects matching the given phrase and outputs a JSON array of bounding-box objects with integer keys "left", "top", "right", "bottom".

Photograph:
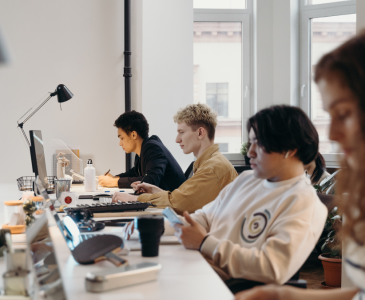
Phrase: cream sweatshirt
[{"left": 190, "top": 171, "right": 327, "bottom": 284}]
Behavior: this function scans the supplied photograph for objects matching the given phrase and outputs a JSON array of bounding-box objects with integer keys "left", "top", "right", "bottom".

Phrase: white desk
[
  {"left": 1, "top": 182, "right": 234, "bottom": 300},
  {"left": 50, "top": 225, "right": 233, "bottom": 300}
]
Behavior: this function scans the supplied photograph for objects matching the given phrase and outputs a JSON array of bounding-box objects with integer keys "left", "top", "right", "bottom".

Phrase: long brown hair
[{"left": 315, "top": 30, "right": 365, "bottom": 245}]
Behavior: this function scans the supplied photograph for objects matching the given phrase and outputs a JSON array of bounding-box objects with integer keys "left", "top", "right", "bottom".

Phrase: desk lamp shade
[{"left": 56, "top": 84, "right": 73, "bottom": 103}]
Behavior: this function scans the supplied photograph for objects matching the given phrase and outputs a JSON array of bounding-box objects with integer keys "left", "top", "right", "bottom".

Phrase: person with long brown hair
[{"left": 235, "top": 30, "right": 365, "bottom": 300}]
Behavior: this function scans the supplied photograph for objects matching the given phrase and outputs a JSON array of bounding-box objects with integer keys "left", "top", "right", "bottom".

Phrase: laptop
[
  {"left": 36, "top": 177, "right": 129, "bottom": 255},
  {"left": 37, "top": 179, "right": 103, "bottom": 249},
  {"left": 55, "top": 212, "right": 100, "bottom": 251},
  {"left": 27, "top": 214, "right": 67, "bottom": 300}
]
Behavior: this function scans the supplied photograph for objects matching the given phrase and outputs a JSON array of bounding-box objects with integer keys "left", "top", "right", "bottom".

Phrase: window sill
[
  {"left": 223, "top": 153, "right": 246, "bottom": 165},
  {"left": 223, "top": 153, "right": 343, "bottom": 168}
]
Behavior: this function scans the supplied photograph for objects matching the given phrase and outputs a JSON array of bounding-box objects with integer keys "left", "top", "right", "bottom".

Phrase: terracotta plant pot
[{"left": 318, "top": 253, "right": 342, "bottom": 287}]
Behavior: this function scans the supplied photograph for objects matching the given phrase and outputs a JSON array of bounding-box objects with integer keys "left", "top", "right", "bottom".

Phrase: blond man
[{"left": 112, "top": 103, "right": 238, "bottom": 214}]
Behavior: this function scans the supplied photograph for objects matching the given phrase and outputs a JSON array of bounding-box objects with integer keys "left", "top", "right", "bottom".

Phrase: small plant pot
[
  {"left": 318, "top": 253, "right": 342, "bottom": 287},
  {"left": 244, "top": 156, "right": 250, "bottom": 165}
]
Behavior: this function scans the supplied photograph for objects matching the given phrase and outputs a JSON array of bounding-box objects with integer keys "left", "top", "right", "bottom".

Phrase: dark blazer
[{"left": 116, "top": 135, "right": 186, "bottom": 191}]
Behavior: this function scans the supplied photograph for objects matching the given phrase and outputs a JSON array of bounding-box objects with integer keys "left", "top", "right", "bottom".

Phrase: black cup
[{"left": 134, "top": 215, "right": 164, "bottom": 257}]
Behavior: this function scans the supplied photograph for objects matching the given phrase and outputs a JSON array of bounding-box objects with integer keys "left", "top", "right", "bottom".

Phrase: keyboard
[
  {"left": 76, "top": 201, "right": 150, "bottom": 213},
  {"left": 64, "top": 201, "right": 151, "bottom": 222}
]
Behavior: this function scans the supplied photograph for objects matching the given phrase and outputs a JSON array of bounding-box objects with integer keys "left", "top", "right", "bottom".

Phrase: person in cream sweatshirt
[
  {"left": 180, "top": 170, "right": 327, "bottom": 284},
  {"left": 171, "top": 105, "right": 328, "bottom": 285}
]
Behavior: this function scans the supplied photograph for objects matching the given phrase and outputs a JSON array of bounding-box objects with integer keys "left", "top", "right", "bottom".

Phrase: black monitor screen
[{"left": 30, "top": 130, "right": 48, "bottom": 189}]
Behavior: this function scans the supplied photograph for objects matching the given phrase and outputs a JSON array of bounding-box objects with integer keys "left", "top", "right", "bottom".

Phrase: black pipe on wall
[{"left": 124, "top": 0, "right": 132, "bottom": 171}]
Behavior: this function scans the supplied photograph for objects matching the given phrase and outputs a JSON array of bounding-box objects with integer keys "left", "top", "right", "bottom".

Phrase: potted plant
[
  {"left": 317, "top": 207, "right": 342, "bottom": 288},
  {"left": 240, "top": 142, "right": 250, "bottom": 165}
]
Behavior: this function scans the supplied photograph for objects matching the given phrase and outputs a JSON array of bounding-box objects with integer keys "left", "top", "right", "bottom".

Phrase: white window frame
[
  {"left": 194, "top": 1, "right": 254, "bottom": 165},
  {"left": 299, "top": 0, "right": 355, "bottom": 167}
]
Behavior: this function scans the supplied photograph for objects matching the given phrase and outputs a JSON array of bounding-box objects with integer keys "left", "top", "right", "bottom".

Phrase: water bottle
[{"left": 84, "top": 159, "right": 96, "bottom": 192}]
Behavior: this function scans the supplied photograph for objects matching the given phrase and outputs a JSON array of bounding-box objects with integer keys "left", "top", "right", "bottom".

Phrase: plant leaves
[
  {"left": 325, "top": 222, "right": 333, "bottom": 231},
  {"left": 331, "top": 215, "right": 341, "bottom": 221},
  {"left": 330, "top": 245, "right": 342, "bottom": 259},
  {"left": 321, "top": 241, "right": 329, "bottom": 252},
  {"left": 327, "top": 230, "right": 335, "bottom": 238},
  {"left": 330, "top": 207, "right": 338, "bottom": 214}
]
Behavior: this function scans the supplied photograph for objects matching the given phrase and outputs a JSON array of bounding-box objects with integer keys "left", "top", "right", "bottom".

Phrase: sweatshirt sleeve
[
  {"left": 116, "top": 166, "right": 137, "bottom": 178},
  {"left": 116, "top": 167, "right": 143, "bottom": 188},
  {"left": 189, "top": 182, "right": 231, "bottom": 231},
  {"left": 200, "top": 193, "right": 327, "bottom": 284},
  {"left": 137, "top": 166, "right": 223, "bottom": 215},
  {"left": 160, "top": 184, "right": 231, "bottom": 235}
]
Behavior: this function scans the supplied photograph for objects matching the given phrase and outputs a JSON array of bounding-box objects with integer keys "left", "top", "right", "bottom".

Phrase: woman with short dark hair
[{"left": 246, "top": 105, "right": 319, "bottom": 166}]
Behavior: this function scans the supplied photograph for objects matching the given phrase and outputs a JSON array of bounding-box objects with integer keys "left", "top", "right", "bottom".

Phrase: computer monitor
[{"left": 29, "top": 130, "right": 49, "bottom": 189}]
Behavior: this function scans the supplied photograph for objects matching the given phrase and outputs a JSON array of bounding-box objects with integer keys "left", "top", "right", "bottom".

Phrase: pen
[
  {"left": 134, "top": 174, "right": 148, "bottom": 195},
  {"left": 104, "top": 169, "right": 110, "bottom": 176}
]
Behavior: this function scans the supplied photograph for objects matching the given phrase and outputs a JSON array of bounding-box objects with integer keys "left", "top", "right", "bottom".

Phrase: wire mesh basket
[{"left": 17, "top": 176, "right": 56, "bottom": 193}]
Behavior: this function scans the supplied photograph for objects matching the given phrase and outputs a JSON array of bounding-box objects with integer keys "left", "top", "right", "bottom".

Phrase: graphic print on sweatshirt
[{"left": 241, "top": 209, "right": 271, "bottom": 243}]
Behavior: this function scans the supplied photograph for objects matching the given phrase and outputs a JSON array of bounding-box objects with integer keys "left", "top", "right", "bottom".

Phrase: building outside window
[
  {"left": 300, "top": 0, "right": 356, "bottom": 164},
  {"left": 218, "top": 143, "right": 229, "bottom": 153},
  {"left": 206, "top": 82, "right": 229, "bottom": 118},
  {"left": 194, "top": 0, "right": 252, "bottom": 155}
]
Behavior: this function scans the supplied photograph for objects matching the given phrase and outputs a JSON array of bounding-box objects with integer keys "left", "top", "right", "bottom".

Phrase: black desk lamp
[{"left": 17, "top": 84, "right": 73, "bottom": 146}]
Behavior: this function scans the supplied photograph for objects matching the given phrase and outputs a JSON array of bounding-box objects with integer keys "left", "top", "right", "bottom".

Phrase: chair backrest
[
  {"left": 184, "top": 162, "right": 194, "bottom": 179},
  {"left": 317, "top": 193, "right": 335, "bottom": 212},
  {"left": 225, "top": 271, "right": 305, "bottom": 294},
  {"left": 233, "top": 165, "right": 251, "bottom": 174}
]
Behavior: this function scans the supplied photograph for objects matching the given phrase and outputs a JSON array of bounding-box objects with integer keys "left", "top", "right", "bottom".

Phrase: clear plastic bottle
[{"left": 84, "top": 159, "right": 96, "bottom": 192}]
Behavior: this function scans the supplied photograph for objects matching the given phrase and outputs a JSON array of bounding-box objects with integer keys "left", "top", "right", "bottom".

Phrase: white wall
[
  {"left": 132, "top": 0, "right": 194, "bottom": 171},
  {"left": 255, "top": 0, "right": 273, "bottom": 111},
  {"left": 255, "top": 0, "right": 299, "bottom": 111},
  {"left": 0, "top": 0, "right": 125, "bottom": 182},
  {"left": 358, "top": 0, "right": 365, "bottom": 31},
  {"left": 273, "top": 0, "right": 299, "bottom": 107}
]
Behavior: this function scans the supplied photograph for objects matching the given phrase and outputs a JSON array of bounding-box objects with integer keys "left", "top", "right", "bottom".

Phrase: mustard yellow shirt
[{"left": 137, "top": 144, "right": 238, "bottom": 215}]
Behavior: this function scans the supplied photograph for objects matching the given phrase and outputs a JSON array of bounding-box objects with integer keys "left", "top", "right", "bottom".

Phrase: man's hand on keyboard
[
  {"left": 124, "top": 221, "right": 135, "bottom": 240},
  {"left": 132, "top": 182, "right": 164, "bottom": 194},
  {"left": 112, "top": 192, "right": 138, "bottom": 203}
]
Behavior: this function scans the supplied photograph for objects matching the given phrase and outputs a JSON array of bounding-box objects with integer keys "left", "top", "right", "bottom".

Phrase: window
[
  {"left": 206, "top": 83, "right": 228, "bottom": 118},
  {"left": 194, "top": 0, "right": 246, "bottom": 9},
  {"left": 218, "top": 143, "right": 229, "bottom": 153},
  {"left": 306, "top": 0, "right": 351, "bottom": 5},
  {"left": 300, "top": 0, "right": 356, "bottom": 165},
  {"left": 194, "top": 1, "right": 252, "bottom": 156}
]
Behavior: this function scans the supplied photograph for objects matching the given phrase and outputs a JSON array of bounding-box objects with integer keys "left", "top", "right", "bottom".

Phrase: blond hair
[{"left": 173, "top": 103, "right": 218, "bottom": 140}]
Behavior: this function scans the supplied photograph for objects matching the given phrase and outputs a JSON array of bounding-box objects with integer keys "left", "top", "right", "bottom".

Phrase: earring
[{"left": 285, "top": 151, "right": 289, "bottom": 159}]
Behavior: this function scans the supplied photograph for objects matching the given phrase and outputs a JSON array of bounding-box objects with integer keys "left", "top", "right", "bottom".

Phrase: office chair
[
  {"left": 184, "top": 162, "right": 194, "bottom": 180},
  {"left": 225, "top": 270, "right": 307, "bottom": 294}
]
